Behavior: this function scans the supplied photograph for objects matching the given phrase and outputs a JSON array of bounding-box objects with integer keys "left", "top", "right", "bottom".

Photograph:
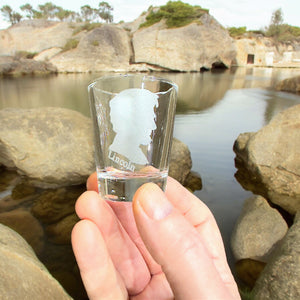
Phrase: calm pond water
[{"left": 1, "top": 67, "right": 300, "bottom": 272}]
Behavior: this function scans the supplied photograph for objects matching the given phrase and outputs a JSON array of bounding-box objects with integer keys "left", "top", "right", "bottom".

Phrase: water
[
  {"left": 1, "top": 67, "right": 300, "bottom": 278},
  {"left": 97, "top": 168, "right": 167, "bottom": 202}
]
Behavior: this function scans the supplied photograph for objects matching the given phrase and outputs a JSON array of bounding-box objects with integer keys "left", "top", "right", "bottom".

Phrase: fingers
[
  {"left": 165, "top": 177, "right": 240, "bottom": 298},
  {"left": 133, "top": 183, "right": 237, "bottom": 300},
  {"left": 71, "top": 219, "right": 127, "bottom": 300},
  {"left": 86, "top": 172, "right": 98, "bottom": 192},
  {"left": 75, "top": 191, "right": 150, "bottom": 295}
]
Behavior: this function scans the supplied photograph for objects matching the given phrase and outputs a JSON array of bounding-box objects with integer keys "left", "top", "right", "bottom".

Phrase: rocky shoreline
[{"left": 1, "top": 15, "right": 300, "bottom": 75}]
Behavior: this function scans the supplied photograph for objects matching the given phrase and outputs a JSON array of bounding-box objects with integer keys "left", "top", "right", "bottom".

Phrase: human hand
[{"left": 71, "top": 173, "right": 240, "bottom": 299}]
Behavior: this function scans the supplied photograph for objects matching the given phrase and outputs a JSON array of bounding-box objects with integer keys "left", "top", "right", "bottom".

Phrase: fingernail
[{"left": 137, "top": 183, "right": 173, "bottom": 220}]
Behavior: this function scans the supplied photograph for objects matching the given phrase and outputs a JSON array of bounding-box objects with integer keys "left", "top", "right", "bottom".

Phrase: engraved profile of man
[{"left": 109, "top": 88, "right": 158, "bottom": 165}]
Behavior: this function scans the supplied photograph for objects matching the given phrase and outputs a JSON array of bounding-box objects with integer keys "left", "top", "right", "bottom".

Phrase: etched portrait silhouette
[{"left": 109, "top": 88, "right": 158, "bottom": 165}]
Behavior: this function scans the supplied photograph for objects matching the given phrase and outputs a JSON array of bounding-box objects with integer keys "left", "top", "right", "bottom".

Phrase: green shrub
[
  {"left": 139, "top": 1, "right": 209, "bottom": 29},
  {"left": 265, "top": 24, "right": 300, "bottom": 41},
  {"left": 228, "top": 26, "right": 247, "bottom": 37},
  {"left": 15, "top": 51, "right": 38, "bottom": 59},
  {"left": 62, "top": 39, "right": 79, "bottom": 52},
  {"left": 72, "top": 22, "right": 102, "bottom": 35}
]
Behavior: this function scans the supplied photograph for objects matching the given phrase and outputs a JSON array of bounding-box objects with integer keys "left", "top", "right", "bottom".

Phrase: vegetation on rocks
[
  {"left": 228, "top": 8, "right": 300, "bottom": 41},
  {"left": 139, "top": 1, "right": 209, "bottom": 29},
  {"left": 61, "top": 39, "right": 79, "bottom": 52}
]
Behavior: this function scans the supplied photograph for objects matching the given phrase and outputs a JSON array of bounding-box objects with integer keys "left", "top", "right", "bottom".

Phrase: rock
[
  {"left": 0, "top": 107, "right": 94, "bottom": 187},
  {"left": 276, "top": 75, "right": 300, "bottom": 94},
  {"left": 0, "top": 56, "right": 57, "bottom": 76},
  {"left": 235, "top": 259, "right": 266, "bottom": 288},
  {"left": 0, "top": 20, "right": 74, "bottom": 55},
  {"left": 0, "top": 209, "right": 44, "bottom": 255},
  {"left": 50, "top": 24, "right": 131, "bottom": 72},
  {"left": 0, "top": 224, "right": 71, "bottom": 299},
  {"left": 133, "top": 14, "right": 236, "bottom": 72},
  {"left": 34, "top": 47, "right": 62, "bottom": 61},
  {"left": 234, "top": 104, "right": 300, "bottom": 214},
  {"left": 252, "top": 212, "right": 300, "bottom": 300},
  {"left": 169, "top": 138, "right": 192, "bottom": 184},
  {"left": 231, "top": 195, "right": 288, "bottom": 262},
  {"left": 46, "top": 213, "right": 79, "bottom": 244},
  {"left": 183, "top": 171, "right": 202, "bottom": 191},
  {"left": 31, "top": 185, "right": 84, "bottom": 224},
  {"left": 0, "top": 107, "right": 192, "bottom": 187}
]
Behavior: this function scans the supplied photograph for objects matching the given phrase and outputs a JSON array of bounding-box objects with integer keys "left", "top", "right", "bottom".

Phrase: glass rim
[{"left": 88, "top": 73, "right": 178, "bottom": 96}]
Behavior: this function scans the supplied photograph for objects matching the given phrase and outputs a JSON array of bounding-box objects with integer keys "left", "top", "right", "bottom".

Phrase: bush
[
  {"left": 72, "top": 22, "right": 102, "bottom": 35},
  {"left": 139, "top": 1, "right": 209, "bottom": 29},
  {"left": 15, "top": 51, "right": 38, "bottom": 59},
  {"left": 62, "top": 39, "right": 79, "bottom": 52},
  {"left": 265, "top": 24, "right": 300, "bottom": 42},
  {"left": 228, "top": 27, "right": 247, "bottom": 37}
]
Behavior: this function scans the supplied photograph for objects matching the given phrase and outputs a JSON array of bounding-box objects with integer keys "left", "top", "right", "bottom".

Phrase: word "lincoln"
[{"left": 108, "top": 150, "right": 135, "bottom": 171}]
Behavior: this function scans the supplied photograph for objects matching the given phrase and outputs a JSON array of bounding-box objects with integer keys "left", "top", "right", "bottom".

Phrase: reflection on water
[{"left": 1, "top": 67, "right": 300, "bottom": 278}]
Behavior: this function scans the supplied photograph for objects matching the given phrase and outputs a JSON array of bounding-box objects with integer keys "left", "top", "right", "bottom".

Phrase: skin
[{"left": 71, "top": 173, "right": 241, "bottom": 300}]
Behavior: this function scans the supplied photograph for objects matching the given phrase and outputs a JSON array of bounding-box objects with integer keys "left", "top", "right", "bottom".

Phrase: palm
[
  {"left": 74, "top": 189, "right": 173, "bottom": 299},
  {"left": 103, "top": 200, "right": 173, "bottom": 299}
]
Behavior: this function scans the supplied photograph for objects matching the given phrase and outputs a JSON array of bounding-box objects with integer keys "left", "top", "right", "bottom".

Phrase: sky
[{"left": 0, "top": 0, "right": 299, "bottom": 30}]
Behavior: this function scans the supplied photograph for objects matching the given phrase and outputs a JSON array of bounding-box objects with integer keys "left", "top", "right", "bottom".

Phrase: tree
[
  {"left": 271, "top": 8, "right": 283, "bottom": 26},
  {"left": 98, "top": 1, "right": 113, "bottom": 23},
  {"left": 266, "top": 8, "right": 284, "bottom": 40},
  {"left": 20, "top": 3, "right": 34, "bottom": 19},
  {"left": 0, "top": 5, "right": 22, "bottom": 24},
  {"left": 0, "top": 5, "right": 13, "bottom": 22},
  {"left": 80, "top": 5, "right": 95, "bottom": 22},
  {"left": 38, "top": 2, "right": 60, "bottom": 20}
]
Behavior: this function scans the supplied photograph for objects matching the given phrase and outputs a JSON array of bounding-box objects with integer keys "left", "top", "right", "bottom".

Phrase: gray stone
[
  {"left": 234, "top": 104, "right": 300, "bottom": 214},
  {"left": 276, "top": 75, "right": 300, "bottom": 94},
  {"left": 0, "top": 57, "right": 57, "bottom": 76},
  {"left": 231, "top": 195, "right": 288, "bottom": 262},
  {"left": 252, "top": 212, "right": 300, "bottom": 300},
  {"left": 0, "top": 20, "right": 74, "bottom": 55},
  {"left": 0, "top": 224, "right": 71, "bottom": 299},
  {"left": 31, "top": 185, "right": 84, "bottom": 224},
  {"left": 0, "top": 209, "right": 44, "bottom": 255},
  {"left": 0, "top": 107, "right": 192, "bottom": 187},
  {"left": 169, "top": 138, "right": 192, "bottom": 184},
  {"left": 133, "top": 14, "right": 236, "bottom": 72},
  {"left": 50, "top": 24, "right": 131, "bottom": 72},
  {"left": 0, "top": 107, "right": 94, "bottom": 187},
  {"left": 46, "top": 213, "right": 79, "bottom": 244}
]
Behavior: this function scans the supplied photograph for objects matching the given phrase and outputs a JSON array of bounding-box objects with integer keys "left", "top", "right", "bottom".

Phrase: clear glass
[{"left": 88, "top": 74, "right": 178, "bottom": 202}]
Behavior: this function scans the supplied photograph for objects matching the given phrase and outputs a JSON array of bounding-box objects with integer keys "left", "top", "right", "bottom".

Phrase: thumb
[{"left": 132, "top": 183, "right": 234, "bottom": 300}]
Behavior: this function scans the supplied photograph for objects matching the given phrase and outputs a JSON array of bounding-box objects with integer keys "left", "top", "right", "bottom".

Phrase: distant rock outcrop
[
  {"left": 133, "top": 14, "right": 236, "bottom": 71},
  {"left": 50, "top": 24, "right": 132, "bottom": 72},
  {"left": 0, "top": 20, "right": 74, "bottom": 55}
]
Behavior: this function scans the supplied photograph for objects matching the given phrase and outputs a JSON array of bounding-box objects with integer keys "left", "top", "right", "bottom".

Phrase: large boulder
[
  {"left": 0, "top": 20, "right": 74, "bottom": 55},
  {"left": 234, "top": 104, "right": 300, "bottom": 214},
  {"left": 0, "top": 56, "right": 57, "bottom": 76},
  {"left": 252, "top": 212, "right": 300, "bottom": 300},
  {"left": 0, "top": 107, "right": 192, "bottom": 187},
  {"left": 133, "top": 14, "right": 236, "bottom": 72},
  {"left": 0, "top": 209, "right": 45, "bottom": 255},
  {"left": 50, "top": 24, "right": 131, "bottom": 72},
  {"left": 231, "top": 195, "right": 288, "bottom": 262},
  {"left": 0, "top": 107, "right": 94, "bottom": 187},
  {"left": 276, "top": 75, "right": 300, "bottom": 94},
  {"left": 0, "top": 224, "right": 71, "bottom": 299}
]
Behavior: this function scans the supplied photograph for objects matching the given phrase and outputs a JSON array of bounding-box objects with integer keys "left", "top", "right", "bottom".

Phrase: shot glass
[{"left": 88, "top": 74, "right": 178, "bottom": 202}]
